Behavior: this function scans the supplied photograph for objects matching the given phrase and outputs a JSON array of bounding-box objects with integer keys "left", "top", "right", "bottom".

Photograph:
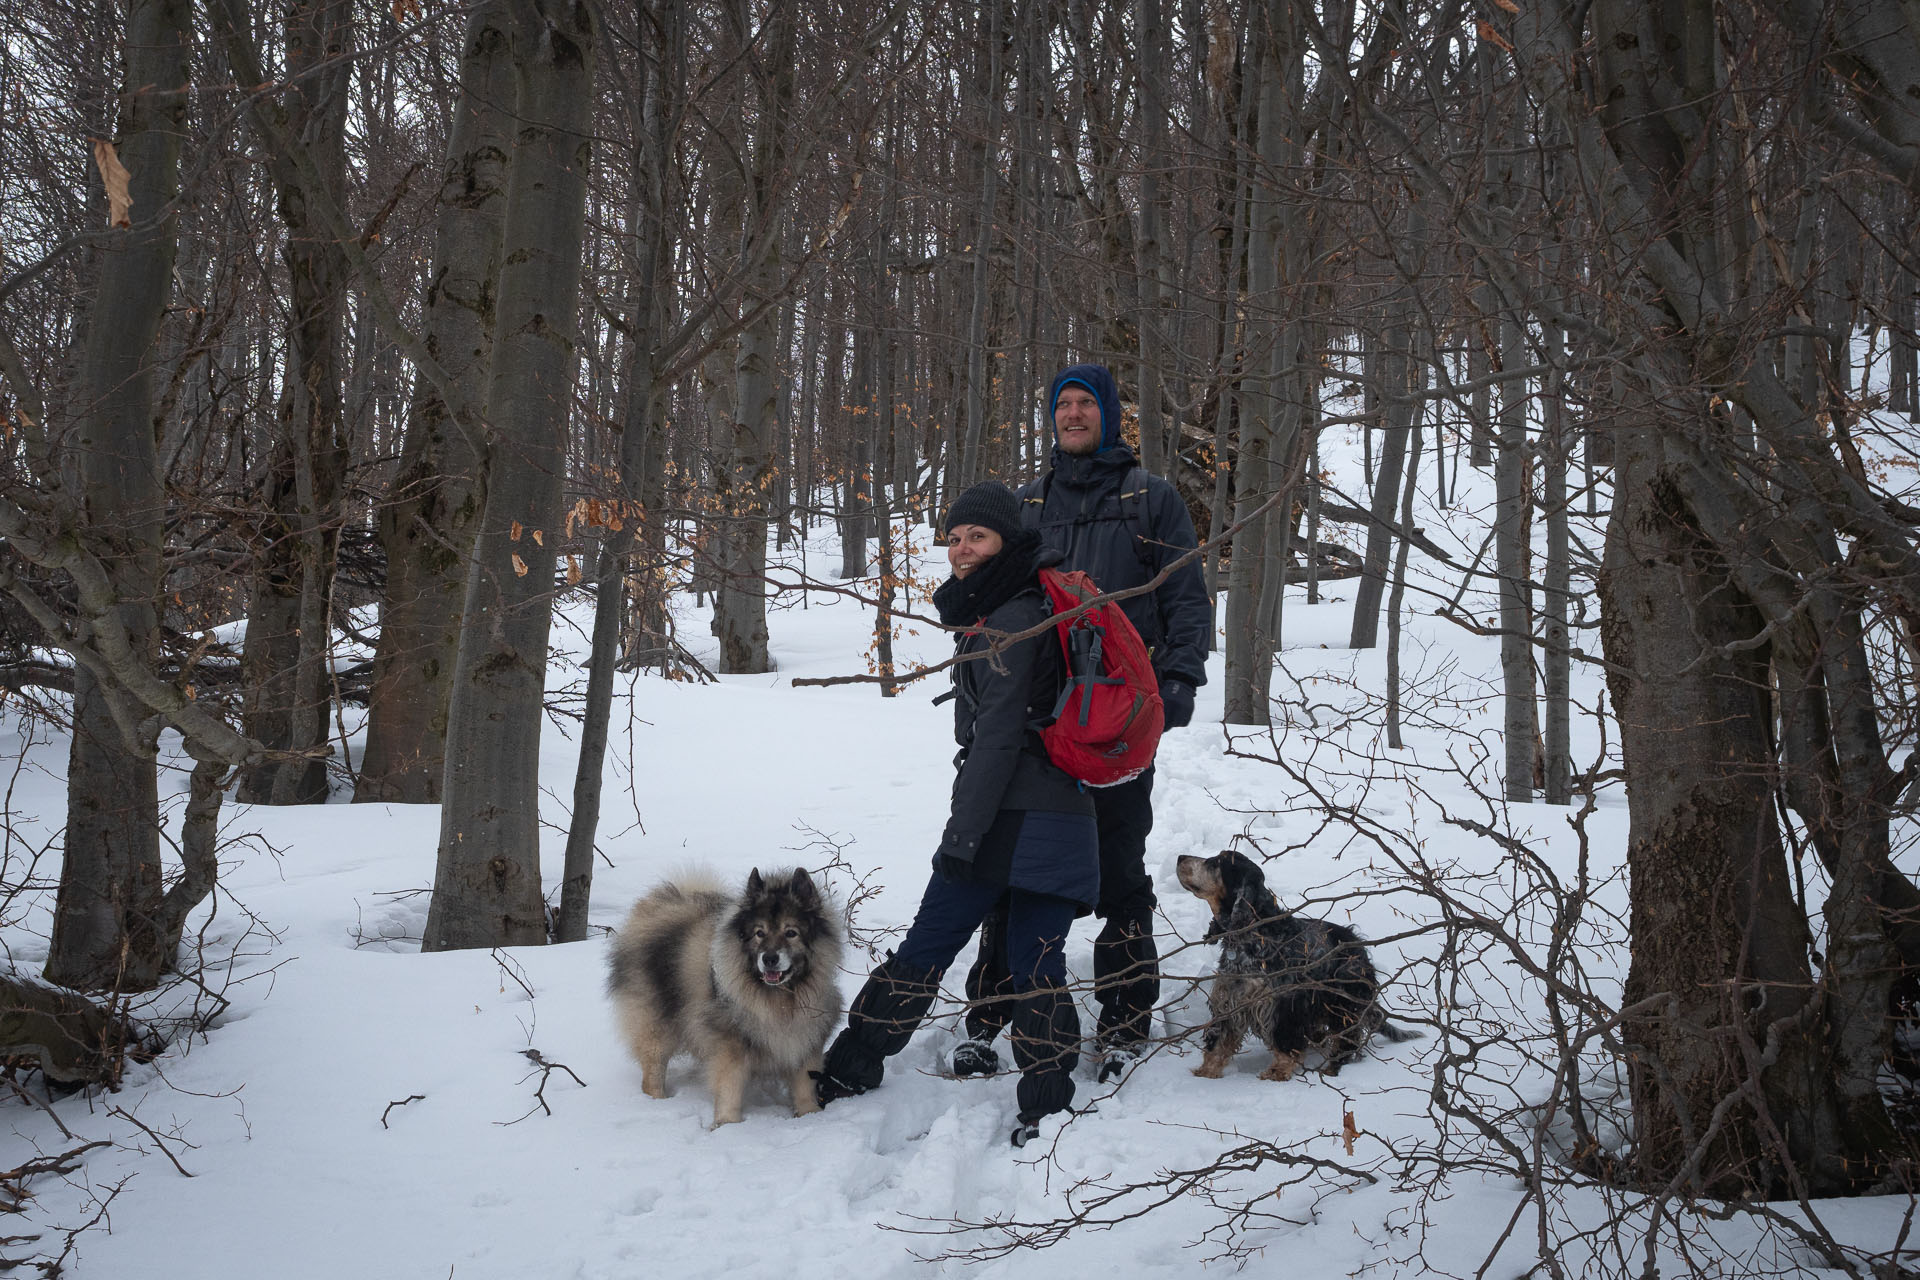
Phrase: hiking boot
[
  {"left": 951, "top": 1036, "right": 1001, "bottom": 1078},
  {"left": 1096, "top": 1039, "right": 1144, "bottom": 1084},
  {"left": 1010, "top": 1119, "right": 1043, "bottom": 1148},
  {"left": 810, "top": 1068, "right": 868, "bottom": 1108},
  {"left": 814, "top": 956, "right": 942, "bottom": 1106}
]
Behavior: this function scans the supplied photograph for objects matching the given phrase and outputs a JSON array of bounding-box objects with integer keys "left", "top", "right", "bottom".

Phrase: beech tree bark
[
  {"left": 555, "top": 0, "right": 677, "bottom": 942},
  {"left": 1490, "top": 0, "right": 1915, "bottom": 1192},
  {"left": 1384, "top": 424, "right": 1422, "bottom": 749},
  {"left": 711, "top": 0, "right": 795, "bottom": 674},
  {"left": 1220, "top": 3, "right": 1291, "bottom": 726},
  {"left": 1494, "top": 309, "right": 1535, "bottom": 802},
  {"left": 1539, "top": 196, "right": 1571, "bottom": 805},
  {"left": 1598, "top": 424, "right": 1847, "bottom": 1194},
  {"left": 1348, "top": 298, "right": 1413, "bottom": 650},
  {"left": 238, "top": 0, "right": 353, "bottom": 806},
  {"left": 1132, "top": 0, "right": 1170, "bottom": 478},
  {"left": 356, "top": 0, "right": 513, "bottom": 805},
  {"left": 424, "top": 0, "right": 596, "bottom": 952},
  {"left": 957, "top": 0, "right": 1002, "bottom": 491},
  {"left": 44, "top": 0, "right": 192, "bottom": 991}
]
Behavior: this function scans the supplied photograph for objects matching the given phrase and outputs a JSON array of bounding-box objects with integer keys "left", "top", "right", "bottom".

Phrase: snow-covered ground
[{"left": 4, "top": 430, "right": 1916, "bottom": 1278}]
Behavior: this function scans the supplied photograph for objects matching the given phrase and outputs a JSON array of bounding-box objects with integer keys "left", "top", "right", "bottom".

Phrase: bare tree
[
  {"left": 424, "top": 0, "right": 598, "bottom": 952},
  {"left": 710, "top": 0, "right": 796, "bottom": 675},
  {"left": 237, "top": 0, "right": 354, "bottom": 807},
  {"left": 42, "top": 0, "right": 193, "bottom": 991},
  {"left": 356, "top": 0, "right": 514, "bottom": 805}
]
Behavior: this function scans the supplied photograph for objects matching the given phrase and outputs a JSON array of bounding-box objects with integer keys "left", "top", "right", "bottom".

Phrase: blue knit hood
[{"left": 1046, "top": 363, "right": 1124, "bottom": 452}]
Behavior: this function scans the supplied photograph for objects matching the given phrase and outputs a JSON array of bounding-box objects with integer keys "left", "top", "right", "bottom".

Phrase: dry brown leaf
[
  {"left": 93, "top": 139, "right": 132, "bottom": 228},
  {"left": 1491, "top": 0, "right": 1520, "bottom": 12},
  {"left": 1475, "top": 18, "right": 1514, "bottom": 51},
  {"left": 510, "top": 520, "right": 523, "bottom": 541},
  {"left": 1342, "top": 1110, "right": 1360, "bottom": 1156},
  {"left": 530, "top": 529, "right": 543, "bottom": 547},
  {"left": 565, "top": 555, "right": 582, "bottom": 585},
  {"left": 391, "top": 0, "right": 420, "bottom": 21},
  {"left": 511, "top": 553, "right": 529, "bottom": 577}
]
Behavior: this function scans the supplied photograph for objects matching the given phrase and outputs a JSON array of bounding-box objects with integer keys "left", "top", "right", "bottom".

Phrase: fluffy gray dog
[{"left": 609, "top": 867, "right": 843, "bottom": 1127}]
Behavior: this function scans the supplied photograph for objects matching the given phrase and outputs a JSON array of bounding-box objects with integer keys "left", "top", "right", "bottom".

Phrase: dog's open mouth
[{"left": 759, "top": 967, "right": 789, "bottom": 986}]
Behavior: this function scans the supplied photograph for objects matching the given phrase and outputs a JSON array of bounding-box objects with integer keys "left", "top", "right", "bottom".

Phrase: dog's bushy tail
[{"left": 1376, "top": 1020, "right": 1424, "bottom": 1043}]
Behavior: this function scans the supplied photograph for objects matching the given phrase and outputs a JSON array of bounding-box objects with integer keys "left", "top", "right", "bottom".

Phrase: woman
[{"left": 815, "top": 481, "right": 1098, "bottom": 1146}]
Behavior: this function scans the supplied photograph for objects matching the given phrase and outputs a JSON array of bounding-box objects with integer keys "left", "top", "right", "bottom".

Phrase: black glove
[
  {"left": 1160, "top": 678, "right": 1195, "bottom": 730},
  {"left": 935, "top": 842, "right": 977, "bottom": 883}
]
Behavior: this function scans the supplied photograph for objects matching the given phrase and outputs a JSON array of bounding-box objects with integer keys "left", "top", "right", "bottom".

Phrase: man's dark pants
[{"left": 964, "top": 768, "right": 1159, "bottom": 1047}]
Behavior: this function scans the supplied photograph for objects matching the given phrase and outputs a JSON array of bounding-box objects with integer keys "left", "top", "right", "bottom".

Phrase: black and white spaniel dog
[{"left": 1177, "top": 849, "right": 1417, "bottom": 1080}]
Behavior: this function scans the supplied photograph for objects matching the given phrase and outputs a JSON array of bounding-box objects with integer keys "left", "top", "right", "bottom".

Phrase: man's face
[{"left": 1053, "top": 385, "right": 1103, "bottom": 456}]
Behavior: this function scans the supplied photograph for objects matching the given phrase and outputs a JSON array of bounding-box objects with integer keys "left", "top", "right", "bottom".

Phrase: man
[{"left": 953, "top": 362, "right": 1212, "bottom": 1084}]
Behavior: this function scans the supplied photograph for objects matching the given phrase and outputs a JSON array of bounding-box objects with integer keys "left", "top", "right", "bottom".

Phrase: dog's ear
[
  {"left": 1220, "top": 852, "right": 1282, "bottom": 918},
  {"left": 1223, "top": 893, "right": 1262, "bottom": 935},
  {"left": 746, "top": 868, "right": 766, "bottom": 898},
  {"left": 787, "top": 868, "right": 818, "bottom": 904}
]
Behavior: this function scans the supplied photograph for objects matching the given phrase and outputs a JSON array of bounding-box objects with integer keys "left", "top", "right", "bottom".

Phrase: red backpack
[{"left": 1035, "top": 567, "right": 1164, "bottom": 787}]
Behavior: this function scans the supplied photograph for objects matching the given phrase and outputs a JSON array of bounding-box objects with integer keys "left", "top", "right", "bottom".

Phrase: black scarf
[{"left": 933, "top": 529, "right": 1043, "bottom": 627}]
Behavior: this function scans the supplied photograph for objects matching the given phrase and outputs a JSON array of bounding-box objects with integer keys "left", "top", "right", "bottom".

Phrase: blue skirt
[{"left": 956, "top": 808, "right": 1100, "bottom": 911}]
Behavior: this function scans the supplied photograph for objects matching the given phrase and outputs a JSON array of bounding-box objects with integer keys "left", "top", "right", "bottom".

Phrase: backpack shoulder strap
[
  {"left": 1021, "top": 471, "right": 1052, "bottom": 524},
  {"left": 1119, "top": 467, "right": 1156, "bottom": 572}
]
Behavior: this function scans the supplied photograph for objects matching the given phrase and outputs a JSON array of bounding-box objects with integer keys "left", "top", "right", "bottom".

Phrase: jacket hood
[{"left": 1047, "top": 363, "right": 1124, "bottom": 453}]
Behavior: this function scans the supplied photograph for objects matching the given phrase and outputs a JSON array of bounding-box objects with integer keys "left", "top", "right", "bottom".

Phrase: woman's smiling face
[{"left": 946, "top": 524, "right": 1004, "bottom": 579}]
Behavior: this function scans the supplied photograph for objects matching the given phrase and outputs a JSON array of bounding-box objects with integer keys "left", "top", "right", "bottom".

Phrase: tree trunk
[
  {"left": 1467, "top": 43, "right": 1497, "bottom": 469},
  {"left": 1304, "top": 430, "right": 1321, "bottom": 605},
  {"left": 424, "top": 0, "right": 596, "bottom": 952},
  {"left": 1893, "top": 258, "right": 1918, "bottom": 419},
  {"left": 556, "top": 0, "right": 681, "bottom": 939},
  {"left": 1540, "top": 270, "right": 1572, "bottom": 804},
  {"left": 1228, "top": 0, "right": 1305, "bottom": 721},
  {"left": 1133, "top": 0, "right": 1170, "bottom": 477},
  {"left": 238, "top": 0, "right": 354, "bottom": 806},
  {"left": 1206, "top": 81, "right": 1253, "bottom": 607},
  {"left": 1220, "top": 19, "right": 1288, "bottom": 726},
  {"left": 959, "top": 0, "right": 1003, "bottom": 491},
  {"left": 1538, "top": 0, "right": 1907, "bottom": 1193},
  {"left": 1599, "top": 429, "right": 1845, "bottom": 1196},
  {"left": 356, "top": 0, "right": 512, "bottom": 804},
  {"left": 1348, "top": 304, "right": 1412, "bottom": 649},
  {"left": 1495, "top": 310, "right": 1535, "bottom": 802},
  {"left": 867, "top": 230, "right": 900, "bottom": 696},
  {"left": 46, "top": 0, "right": 191, "bottom": 992},
  {"left": 837, "top": 429, "right": 870, "bottom": 580},
  {"left": 713, "top": 0, "right": 795, "bottom": 673},
  {"left": 555, "top": 537, "right": 623, "bottom": 944},
  {"left": 1385, "top": 424, "right": 1422, "bottom": 750}
]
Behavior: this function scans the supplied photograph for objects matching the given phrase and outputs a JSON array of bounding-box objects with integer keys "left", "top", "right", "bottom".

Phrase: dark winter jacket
[
  {"left": 932, "top": 541, "right": 1098, "bottom": 909},
  {"left": 1018, "top": 366, "right": 1211, "bottom": 688}
]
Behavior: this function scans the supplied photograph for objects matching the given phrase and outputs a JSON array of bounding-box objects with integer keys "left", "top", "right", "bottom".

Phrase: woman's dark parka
[{"left": 932, "top": 537, "right": 1098, "bottom": 909}]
